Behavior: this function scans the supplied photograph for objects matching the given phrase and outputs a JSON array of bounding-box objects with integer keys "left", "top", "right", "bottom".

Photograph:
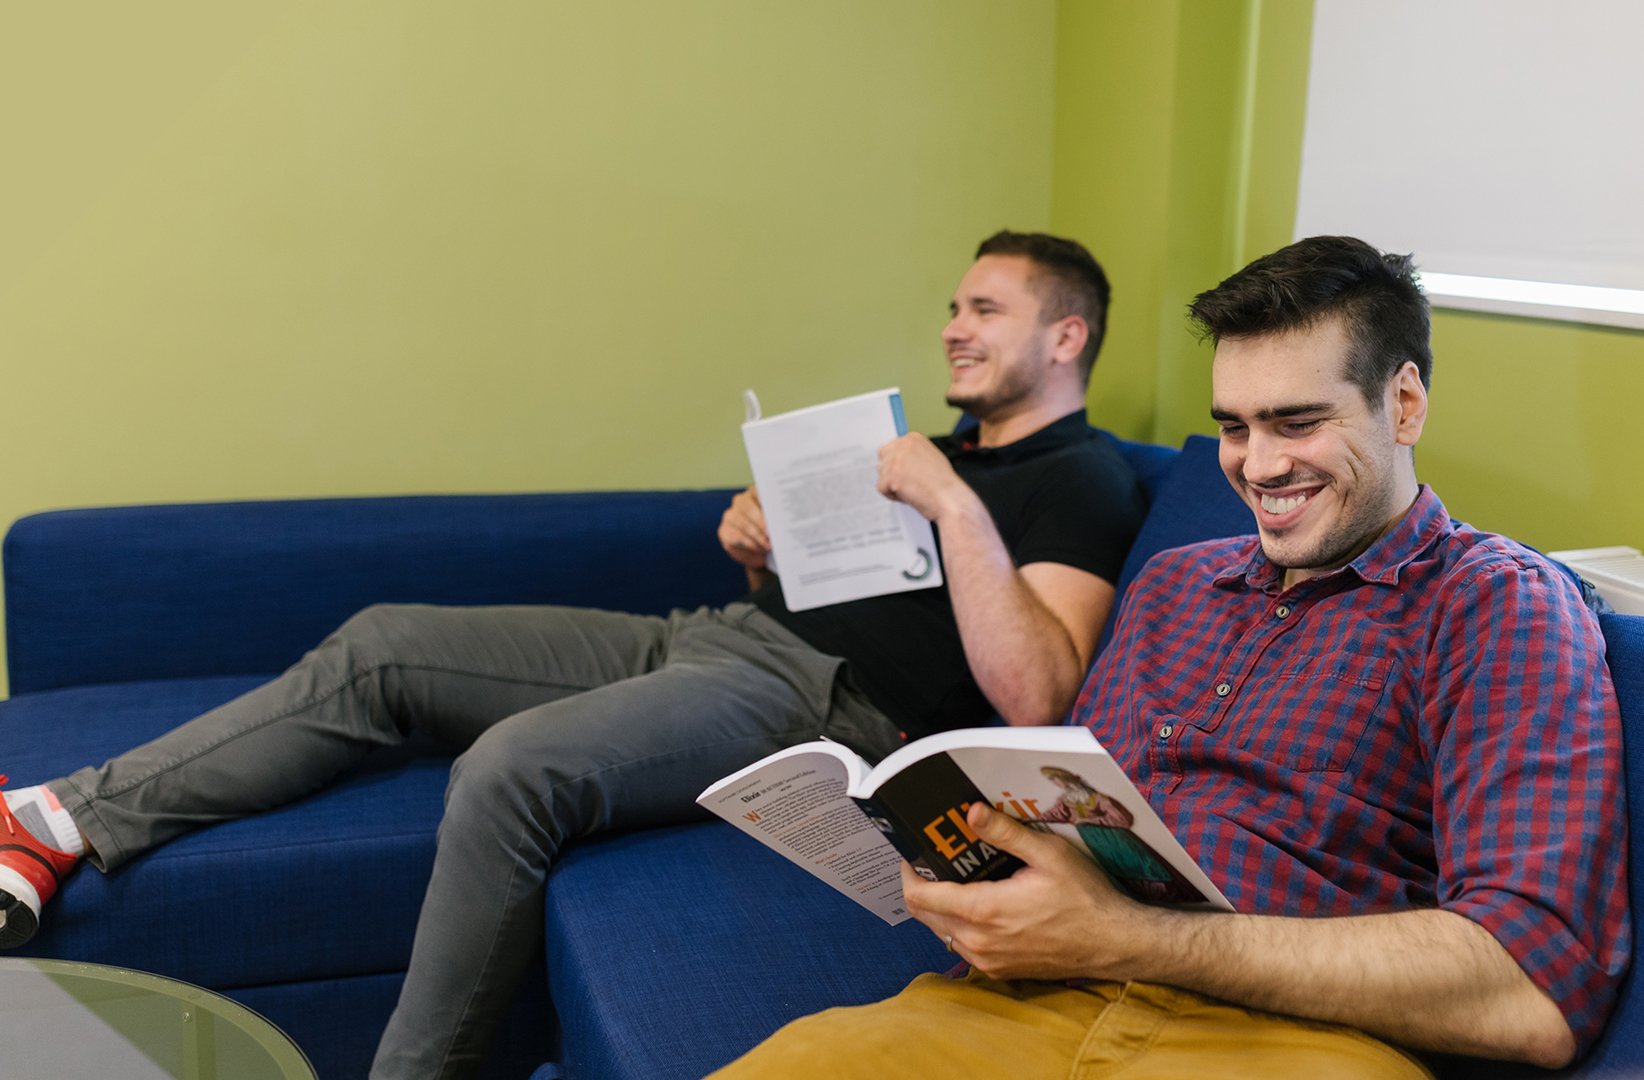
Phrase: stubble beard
[
  {"left": 945, "top": 339, "right": 1049, "bottom": 418},
  {"left": 1256, "top": 450, "right": 1401, "bottom": 574}
]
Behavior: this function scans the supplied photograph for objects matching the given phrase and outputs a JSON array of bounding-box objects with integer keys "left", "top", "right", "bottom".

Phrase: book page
[
  {"left": 697, "top": 744, "right": 911, "bottom": 924},
  {"left": 948, "top": 738, "right": 1232, "bottom": 912},
  {"left": 742, "top": 388, "right": 943, "bottom": 612}
]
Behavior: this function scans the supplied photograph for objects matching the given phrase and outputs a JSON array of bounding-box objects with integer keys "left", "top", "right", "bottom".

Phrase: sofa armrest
[{"left": 4, "top": 490, "right": 747, "bottom": 693}]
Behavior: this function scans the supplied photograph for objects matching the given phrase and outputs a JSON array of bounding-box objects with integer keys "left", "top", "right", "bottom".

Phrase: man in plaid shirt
[{"left": 714, "top": 237, "right": 1629, "bottom": 1079}]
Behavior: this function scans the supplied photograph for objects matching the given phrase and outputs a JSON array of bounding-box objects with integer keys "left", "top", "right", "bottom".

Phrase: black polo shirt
[{"left": 749, "top": 410, "right": 1147, "bottom": 740}]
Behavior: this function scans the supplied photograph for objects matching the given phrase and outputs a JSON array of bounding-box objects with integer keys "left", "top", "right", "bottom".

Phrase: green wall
[
  {"left": 4, "top": 2, "right": 1641, "bottom": 695},
  {"left": 1054, "top": 0, "right": 1313, "bottom": 448},
  {"left": 1054, "top": 0, "right": 1644, "bottom": 554},
  {"left": 0, "top": 1, "right": 1055, "bottom": 694},
  {"left": 1421, "top": 312, "right": 1644, "bottom": 550}
]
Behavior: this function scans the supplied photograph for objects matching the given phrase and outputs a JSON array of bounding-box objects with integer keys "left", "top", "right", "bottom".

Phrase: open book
[
  {"left": 741, "top": 387, "right": 943, "bottom": 612},
  {"left": 697, "top": 726, "right": 1232, "bottom": 925}
]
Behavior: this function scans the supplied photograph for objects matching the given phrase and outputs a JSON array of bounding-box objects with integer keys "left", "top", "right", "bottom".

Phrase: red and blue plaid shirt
[{"left": 1074, "top": 485, "right": 1630, "bottom": 1048}]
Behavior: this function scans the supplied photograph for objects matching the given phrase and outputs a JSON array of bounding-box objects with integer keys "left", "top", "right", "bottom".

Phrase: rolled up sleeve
[{"left": 1427, "top": 560, "right": 1631, "bottom": 1048}]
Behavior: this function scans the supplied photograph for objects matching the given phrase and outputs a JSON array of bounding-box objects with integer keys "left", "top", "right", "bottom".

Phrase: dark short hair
[
  {"left": 1187, "top": 236, "right": 1432, "bottom": 407},
  {"left": 975, "top": 230, "right": 1111, "bottom": 381}
]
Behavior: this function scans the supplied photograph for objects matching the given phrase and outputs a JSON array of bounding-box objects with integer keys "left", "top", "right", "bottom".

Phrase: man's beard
[
  {"left": 1256, "top": 467, "right": 1400, "bottom": 573},
  {"left": 945, "top": 347, "right": 1046, "bottom": 417},
  {"left": 1260, "top": 506, "right": 1371, "bottom": 572}
]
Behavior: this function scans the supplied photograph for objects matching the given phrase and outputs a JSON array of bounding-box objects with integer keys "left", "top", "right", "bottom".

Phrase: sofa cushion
[
  {"left": 4, "top": 490, "right": 746, "bottom": 693},
  {"left": 1113, "top": 434, "right": 1254, "bottom": 602},
  {"left": 1090, "top": 434, "right": 1252, "bottom": 659},
  {"left": 545, "top": 821, "right": 953, "bottom": 1080},
  {"left": 3, "top": 675, "right": 454, "bottom": 990},
  {"left": 1097, "top": 429, "right": 1179, "bottom": 503},
  {"left": 1578, "top": 612, "right": 1644, "bottom": 1073}
]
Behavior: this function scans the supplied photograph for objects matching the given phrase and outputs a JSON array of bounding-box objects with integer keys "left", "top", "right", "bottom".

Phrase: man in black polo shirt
[
  {"left": 741, "top": 411, "right": 1139, "bottom": 740},
  {"left": 724, "top": 231, "right": 1145, "bottom": 739},
  {"left": 2, "top": 231, "right": 1145, "bottom": 1080}
]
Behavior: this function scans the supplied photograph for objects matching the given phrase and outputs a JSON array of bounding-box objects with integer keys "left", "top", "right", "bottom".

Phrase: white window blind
[{"left": 1293, "top": 0, "right": 1644, "bottom": 330}]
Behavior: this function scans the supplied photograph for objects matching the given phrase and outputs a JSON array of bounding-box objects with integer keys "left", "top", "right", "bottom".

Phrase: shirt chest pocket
[{"left": 1235, "top": 650, "right": 1395, "bottom": 773}]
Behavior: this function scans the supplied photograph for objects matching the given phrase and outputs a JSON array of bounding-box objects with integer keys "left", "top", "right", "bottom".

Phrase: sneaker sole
[
  {"left": 0, "top": 863, "right": 43, "bottom": 948},
  {"left": 0, "top": 886, "right": 40, "bottom": 948}
]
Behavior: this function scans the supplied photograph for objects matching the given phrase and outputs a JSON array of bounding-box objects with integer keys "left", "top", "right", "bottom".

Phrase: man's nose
[
  {"left": 1242, "top": 431, "right": 1294, "bottom": 485},
  {"left": 942, "top": 313, "right": 970, "bottom": 346}
]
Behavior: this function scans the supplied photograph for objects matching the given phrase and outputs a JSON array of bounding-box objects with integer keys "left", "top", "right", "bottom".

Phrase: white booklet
[
  {"left": 698, "top": 726, "right": 1233, "bottom": 925},
  {"left": 741, "top": 387, "right": 943, "bottom": 612}
]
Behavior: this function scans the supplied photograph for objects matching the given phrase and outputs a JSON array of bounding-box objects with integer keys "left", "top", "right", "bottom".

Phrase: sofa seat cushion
[
  {"left": 544, "top": 821, "right": 953, "bottom": 1080},
  {"left": 3, "top": 675, "right": 454, "bottom": 989}
]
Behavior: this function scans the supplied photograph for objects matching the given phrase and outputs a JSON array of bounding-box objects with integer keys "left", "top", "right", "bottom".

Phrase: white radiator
[{"left": 1549, "top": 546, "right": 1644, "bottom": 617}]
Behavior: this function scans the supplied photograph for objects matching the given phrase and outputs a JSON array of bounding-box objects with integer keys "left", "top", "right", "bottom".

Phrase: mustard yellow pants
[{"left": 709, "top": 970, "right": 1435, "bottom": 1080}]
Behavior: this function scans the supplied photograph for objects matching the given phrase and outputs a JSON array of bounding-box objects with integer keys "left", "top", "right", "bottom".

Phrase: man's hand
[
  {"left": 902, "top": 803, "right": 1576, "bottom": 1067},
  {"left": 902, "top": 802, "right": 1154, "bottom": 980},
  {"left": 718, "top": 487, "right": 775, "bottom": 591},
  {"left": 877, "top": 433, "right": 974, "bottom": 523}
]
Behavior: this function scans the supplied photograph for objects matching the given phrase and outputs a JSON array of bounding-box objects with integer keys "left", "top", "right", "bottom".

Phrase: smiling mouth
[
  {"left": 950, "top": 358, "right": 980, "bottom": 370},
  {"left": 1252, "top": 481, "right": 1330, "bottom": 521},
  {"left": 1260, "top": 491, "right": 1310, "bottom": 514}
]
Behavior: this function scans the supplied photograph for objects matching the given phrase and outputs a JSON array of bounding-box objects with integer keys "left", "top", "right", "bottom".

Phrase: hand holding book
[
  {"left": 717, "top": 486, "right": 777, "bottom": 592},
  {"left": 898, "top": 800, "right": 1186, "bottom": 982},
  {"left": 873, "top": 430, "right": 975, "bottom": 525}
]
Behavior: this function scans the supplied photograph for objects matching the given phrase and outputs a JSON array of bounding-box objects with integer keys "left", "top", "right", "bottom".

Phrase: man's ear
[
  {"left": 1048, "top": 316, "right": 1089, "bottom": 368},
  {"left": 1391, "top": 360, "right": 1427, "bottom": 447}
]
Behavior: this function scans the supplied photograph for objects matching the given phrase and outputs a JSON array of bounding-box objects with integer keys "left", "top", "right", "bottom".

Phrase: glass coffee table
[{"left": 0, "top": 957, "right": 316, "bottom": 1079}]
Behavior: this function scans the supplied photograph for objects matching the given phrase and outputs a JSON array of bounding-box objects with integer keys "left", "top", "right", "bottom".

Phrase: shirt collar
[
  {"left": 1212, "top": 485, "right": 1450, "bottom": 594},
  {"left": 937, "top": 409, "right": 1093, "bottom": 462}
]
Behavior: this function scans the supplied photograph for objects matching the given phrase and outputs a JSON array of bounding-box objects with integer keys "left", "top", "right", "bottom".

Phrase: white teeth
[
  {"left": 1260, "top": 491, "right": 1311, "bottom": 515},
  {"left": 952, "top": 359, "right": 978, "bottom": 369}
]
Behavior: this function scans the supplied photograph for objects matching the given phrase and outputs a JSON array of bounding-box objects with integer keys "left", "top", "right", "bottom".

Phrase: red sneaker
[{"left": 1, "top": 775, "right": 81, "bottom": 948}]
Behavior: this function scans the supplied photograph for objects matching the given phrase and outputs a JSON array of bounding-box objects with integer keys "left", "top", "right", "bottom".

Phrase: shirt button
[
  {"left": 1276, "top": 605, "right": 1291, "bottom": 619},
  {"left": 1215, "top": 683, "right": 1231, "bottom": 697},
  {"left": 1159, "top": 724, "right": 1172, "bottom": 739}
]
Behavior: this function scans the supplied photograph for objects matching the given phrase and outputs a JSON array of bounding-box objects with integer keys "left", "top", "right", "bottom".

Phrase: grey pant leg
[
  {"left": 52, "top": 603, "right": 675, "bottom": 871},
  {"left": 369, "top": 604, "right": 903, "bottom": 1080}
]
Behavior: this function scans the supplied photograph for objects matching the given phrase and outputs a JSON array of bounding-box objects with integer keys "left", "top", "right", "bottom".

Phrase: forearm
[
  {"left": 936, "top": 491, "right": 1084, "bottom": 725},
  {"left": 1140, "top": 906, "right": 1574, "bottom": 1066}
]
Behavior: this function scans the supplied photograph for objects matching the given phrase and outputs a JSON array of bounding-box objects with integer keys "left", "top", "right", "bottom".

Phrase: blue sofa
[{"left": 4, "top": 435, "right": 1640, "bottom": 1079}]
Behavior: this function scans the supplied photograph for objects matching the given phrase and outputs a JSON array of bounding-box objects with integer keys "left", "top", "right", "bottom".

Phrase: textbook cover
[{"left": 697, "top": 726, "right": 1231, "bottom": 925}]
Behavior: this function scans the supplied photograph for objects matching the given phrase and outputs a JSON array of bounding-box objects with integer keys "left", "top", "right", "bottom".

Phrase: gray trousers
[{"left": 50, "top": 602, "right": 903, "bottom": 1080}]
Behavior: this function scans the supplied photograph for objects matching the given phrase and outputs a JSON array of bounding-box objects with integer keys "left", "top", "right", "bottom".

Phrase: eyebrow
[{"left": 1210, "top": 402, "right": 1334, "bottom": 423}]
